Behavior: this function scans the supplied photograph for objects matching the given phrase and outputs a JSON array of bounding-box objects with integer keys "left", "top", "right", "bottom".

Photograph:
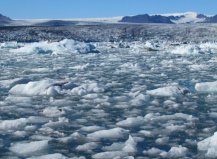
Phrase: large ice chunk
[
  {"left": 195, "top": 81, "right": 217, "bottom": 93},
  {"left": 198, "top": 132, "right": 217, "bottom": 158},
  {"left": 147, "top": 85, "right": 189, "bottom": 97},
  {"left": 0, "top": 118, "right": 28, "bottom": 132},
  {"left": 10, "top": 39, "right": 99, "bottom": 54},
  {"left": 9, "top": 79, "right": 75, "bottom": 97},
  {"left": 10, "top": 140, "right": 49, "bottom": 157}
]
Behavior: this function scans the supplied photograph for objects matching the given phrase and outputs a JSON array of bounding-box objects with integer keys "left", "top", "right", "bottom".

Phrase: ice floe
[
  {"left": 0, "top": 118, "right": 28, "bottom": 132},
  {"left": 42, "top": 107, "right": 65, "bottom": 117},
  {"left": 87, "top": 128, "right": 128, "bottom": 141},
  {"left": 92, "top": 151, "right": 128, "bottom": 159},
  {"left": 195, "top": 81, "right": 217, "bottom": 93},
  {"left": 198, "top": 132, "right": 217, "bottom": 158},
  {"left": 10, "top": 140, "right": 49, "bottom": 157},
  {"left": 116, "top": 116, "right": 144, "bottom": 128},
  {"left": 9, "top": 39, "right": 99, "bottom": 55},
  {"left": 146, "top": 85, "right": 189, "bottom": 97},
  {"left": 167, "top": 145, "right": 188, "bottom": 158},
  {"left": 28, "top": 153, "right": 68, "bottom": 159}
]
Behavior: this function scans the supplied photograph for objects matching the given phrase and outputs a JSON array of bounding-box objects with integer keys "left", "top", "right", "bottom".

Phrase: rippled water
[{"left": 1, "top": 41, "right": 217, "bottom": 158}]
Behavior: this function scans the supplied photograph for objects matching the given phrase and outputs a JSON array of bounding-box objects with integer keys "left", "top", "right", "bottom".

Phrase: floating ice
[
  {"left": 195, "top": 81, "right": 217, "bottom": 93},
  {"left": 10, "top": 140, "right": 49, "bottom": 157},
  {"left": 9, "top": 79, "right": 60, "bottom": 96},
  {"left": 167, "top": 145, "right": 188, "bottom": 158},
  {"left": 76, "top": 142, "right": 98, "bottom": 152},
  {"left": 28, "top": 153, "right": 68, "bottom": 159},
  {"left": 43, "top": 117, "right": 69, "bottom": 128},
  {"left": 130, "top": 93, "right": 150, "bottom": 106},
  {"left": 42, "top": 107, "right": 65, "bottom": 117},
  {"left": 171, "top": 43, "right": 217, "bottom": 55},
  {"left": 171, "top": 45, "right": 202, "bottom": 55},
  {"left": 122, "top": 135, "right": 137, "bottom": 154},
  {"left": 146, "top": 85, "right": 189, "bottom": 97},
  {"left": 9, "top": 79, "right": 76, "bottom": 97},
  {"left": 0, "top": 118, "right": 28, "bottom": 132},
  {"left": 10, "top": 39, "right": 99, "bottom": 54},
  {"left": 0, "top": 78, "right": 30, "bottom": 89},
  {"left": 198, "top": 132, "right": 217, "bottom": 158},
  {"left": 116, "top": 116, "right": 144, "bottom": 128},
  {"left": 87, "top": 128, "right": 128, "bottom": 141},
  {"left": 80, "top": 126, "right": 104, "bottom": 133},
  {"left": 0, "top": 41, "right": 22, "bottom": 49},
  {"left": 144, "top": 113, "right": 196, "bottom": 122},
  {"left": 71, "top": 81, "right": 104, "bottom": 96},
  {"left": 92, "top": 151, "right": 128, "bottom": 159},
  {"left": 143, "top": 147, "right": 165, "bottom": 157}
]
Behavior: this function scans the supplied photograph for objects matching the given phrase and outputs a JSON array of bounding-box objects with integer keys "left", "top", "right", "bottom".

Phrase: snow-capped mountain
[
  {"left": 120, "top": 12, "right": 215, "bottom": 24},
  {"left": 161, "top": 12, "right": 207, "bottom": 24}
]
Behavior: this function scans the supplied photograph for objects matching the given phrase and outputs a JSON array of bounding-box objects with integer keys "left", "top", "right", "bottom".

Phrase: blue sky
[{"left": 0, "top": 0, "right": 216, "bottom": 19}]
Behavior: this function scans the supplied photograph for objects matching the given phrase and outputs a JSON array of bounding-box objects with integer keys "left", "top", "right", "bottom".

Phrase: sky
[{"left": 0, "top": 0, "right": 216, "bottom": 19}]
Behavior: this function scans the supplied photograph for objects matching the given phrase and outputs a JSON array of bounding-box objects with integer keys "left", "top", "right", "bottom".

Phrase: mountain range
[
  {"left": 120, "top": 12, "right": 217, "bottom": 24},
  {"left": 1, "top": 12, "right": 217, "bottom": 26}
]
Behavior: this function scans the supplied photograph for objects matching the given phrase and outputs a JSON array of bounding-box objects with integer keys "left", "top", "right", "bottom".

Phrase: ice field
[{"left": 1, "top": 39, "right": 217, "bottom": 158}]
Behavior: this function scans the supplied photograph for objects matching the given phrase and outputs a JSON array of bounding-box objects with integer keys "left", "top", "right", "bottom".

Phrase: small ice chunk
[
  {"left": 167, "top": 145, "right": 188, "bottom": 158},
  {"left": 147, "top": 85, "right": 189, "bottom": 97},
  {"left": 42, "top": 107, "right": 65, "bottom": 117},
  {"left": 43, "top": 117, "right": 69, "bottom": 127},
  {"left": 71, "top": 82, "right": 104, "bottom": 96},
  {"left": 155, "top": 137, "right": 169, "bottom": 145},
  {"left": 103, "top": 143, "right": 125, "bottom": 151},
  {"left": 171, "top": 45, "right": 202, "bottom": 55},
  {"left": 143, "top": 147, "right": 165, "bottom": 156},
  {"left": 92, "top": 151, "right": 128, "bottom": 159},
  {"left": 87, "top": 128, "right": 128, "bottom": 141},
  {"left": 13, "top": 131, "right": 27, "bottom": 138},
  {"left": 0, "top": 118, "right": 28, "bottom": 132},
  {"left": 195, "top": 81, "right": 217, "bottom": 93},
  {"left": 116, "top": 116, "right": 144, "bottom": 128},
  {"left": 80, "top": 126, "right": 104, "bottom": 133},
  {"left": 76, "top": 142, "right": 98, "bottom": 152},
  {"left": 130, "top": 94, "right": 150, "bottom": 106},
  {"left": 27, "top": 153, "right": 67, "bottom": 159},
  {"left": 10, "top": 140, "right": 49, "bottom": 157},
  {"left": 144, "top": 113, "right": 196, "bottom": 122},
  {"left": 122, "top": 135, "right": 137, "bottom": 154}
]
